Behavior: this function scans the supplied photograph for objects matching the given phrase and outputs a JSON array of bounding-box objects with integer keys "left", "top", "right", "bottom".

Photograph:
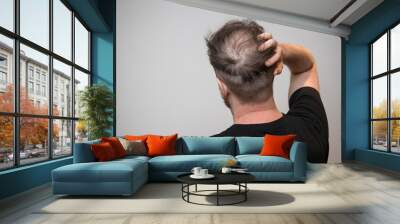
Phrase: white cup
[
  {"left": 221, "top": 167, "right": 232, "bottom": 174},
  {"left": 191, "top": 167, "right": 202, "bottom": 176},
  {"left": 200, "top": 169, "right": 208, "bottom": 176}
]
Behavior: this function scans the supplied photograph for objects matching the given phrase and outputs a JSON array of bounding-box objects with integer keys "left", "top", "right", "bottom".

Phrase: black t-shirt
[{"left": 213, "top": 87, "right": 329, "bottom": 163}]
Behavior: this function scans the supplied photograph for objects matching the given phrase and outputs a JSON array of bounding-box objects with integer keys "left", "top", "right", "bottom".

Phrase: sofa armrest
[
  {"left": 73, "top": 140, "right": 100, "bottom": 163},
  {"left": 289, "top": 141, "right": 307, "bottom": 181}
]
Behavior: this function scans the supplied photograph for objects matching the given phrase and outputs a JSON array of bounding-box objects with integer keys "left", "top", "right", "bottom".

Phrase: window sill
[
  {"left": 0, "top": 156, "right": 72, "bottom": 176},
  {"left": 355, "top": 148, "right": 400, "bottom": 172}
]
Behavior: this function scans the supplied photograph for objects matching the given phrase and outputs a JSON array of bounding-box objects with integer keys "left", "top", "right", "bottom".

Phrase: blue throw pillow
[
  {"left": 236, "top": 137, "right": 264, "bottom": 155},
  {"left": 177, "top": 136, "right": 235, "bottom": 155}
]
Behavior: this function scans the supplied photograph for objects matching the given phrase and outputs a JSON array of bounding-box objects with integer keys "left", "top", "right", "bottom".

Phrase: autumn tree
[
  {"left": 392, "top": 99, "right": 400, "bottom": 143},
  {"left": 372, "top": 99, "right": 400, "bottom": 143},
  {"left": 0, "top": 84, "right": 59, "bottom": 153},
  {"left": 75, "top": 119, "right": 87, "bottom": 142},
  {"left": 0, "top": 85, "right": 14, "bottom": 151}
]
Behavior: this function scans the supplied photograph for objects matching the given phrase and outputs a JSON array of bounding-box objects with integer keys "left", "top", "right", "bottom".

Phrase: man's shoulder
[
  {"left": 211, "top": 128, "right": 233, "bottom": 137},
  {"left": 289, "top": 86, "right": 321, "bottom": 104}
]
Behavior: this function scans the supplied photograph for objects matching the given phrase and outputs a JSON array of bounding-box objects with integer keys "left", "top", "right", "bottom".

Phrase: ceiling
[
  {"left": 226, "top": 0, "right": 353, "bottom": 24},
  {"left": 224, "top": 0, "right": 383, "bottom": 26},
  {"left": 168, "top": 0, "right": 384, "bottom": 37}
]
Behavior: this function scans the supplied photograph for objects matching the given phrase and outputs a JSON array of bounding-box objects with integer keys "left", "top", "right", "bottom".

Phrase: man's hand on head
[
  {"left": 257, "top": 33, "right": 284, "bottom": 76},
  {"left": 257, "top": 33, "right": 319, "bottom": 96}
]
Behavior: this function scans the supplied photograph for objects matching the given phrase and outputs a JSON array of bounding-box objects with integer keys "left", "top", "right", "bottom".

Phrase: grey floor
[{"left": 1, "top": 162, "right": 400, "bottom": 224}]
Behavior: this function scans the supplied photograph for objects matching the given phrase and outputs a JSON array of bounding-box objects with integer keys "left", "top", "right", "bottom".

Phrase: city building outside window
[
  {"left": 41, "top": 73, "right": 46, "bottom": 82},
  {"left": 42, "top": 85, "right": 46, "bottom": 97},
  {"left": 0, "top": 71, "right": 6, "bottom": 85},
  {"left": 28, "top": 81, "right": 34, "bottom": 94},
  {"left": 35, "top": 83, "right": 40, "bottom": 95},
  {"left": 35, "top": 70, "right": 40, "bottom": 81},
  {"left": 0, "top": 54, "right": 7, "bottom": 88},
  {"left": 0, "top": 54, "right": 7, "bottom": 67}
]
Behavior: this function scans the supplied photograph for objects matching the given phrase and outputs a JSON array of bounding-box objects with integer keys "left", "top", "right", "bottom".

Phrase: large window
[
  {"left": 370, "top": 23, "right": 400, "bottom": 153},
  {"left": 0, "top": 0, "right": 91, "bottom": 170}
]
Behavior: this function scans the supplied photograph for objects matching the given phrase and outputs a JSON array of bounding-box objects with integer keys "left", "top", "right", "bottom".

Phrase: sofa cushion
[
  {"left": 236, "top": 155, "right": 293, "bottom": 172},
  {"left": 177, "top": 137, "right": 235, "bottom": 155},
  {"left": 115, "top": 155, "right": 150, "bottom": 163},
  {"left": 53, "top": 158, "right": 147, "bottom": 183},
  {"left": 236, "top": 137, "right": 263, "bottom": 155},
  {"left": 149, "top": 154, "right": 235, "bottom": 172}
]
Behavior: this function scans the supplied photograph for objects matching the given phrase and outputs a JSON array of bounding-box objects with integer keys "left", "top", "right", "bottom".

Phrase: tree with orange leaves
[
  {"left": 0, "top": 84, "right": 59, "bottom": 152},
  {"left": 0, "top": 85, "right": 14, "bottom": 150}
]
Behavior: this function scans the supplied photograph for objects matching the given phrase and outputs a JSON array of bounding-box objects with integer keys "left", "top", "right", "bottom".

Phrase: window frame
[
  {"left": 370, "top": 20, "right": 400, "bottom": 154},
  {"left": 0, "top": 0, "right": 92, "bottom": 171}
]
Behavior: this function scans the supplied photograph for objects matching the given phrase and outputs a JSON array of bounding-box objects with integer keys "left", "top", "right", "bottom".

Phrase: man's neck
[{"left": 232, "top": 97, "right": 282, "bottom": 124}]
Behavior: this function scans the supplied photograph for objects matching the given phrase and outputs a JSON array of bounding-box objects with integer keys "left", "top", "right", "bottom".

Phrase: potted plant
[{"left": 79, "top": 84, "right": 114, "bottom": 140}]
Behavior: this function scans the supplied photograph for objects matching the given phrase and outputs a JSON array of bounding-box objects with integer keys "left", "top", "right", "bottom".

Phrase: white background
[{"left": 116, "top": 0, "right": 342, "bottom": 163}]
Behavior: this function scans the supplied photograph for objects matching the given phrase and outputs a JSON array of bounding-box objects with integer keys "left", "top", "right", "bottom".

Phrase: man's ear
[
  {"left": 216, "top": 77, "right": 232, "bottom": 109},
  {"left": 216, "top": 78, "right": 229, "bottom": 97}
]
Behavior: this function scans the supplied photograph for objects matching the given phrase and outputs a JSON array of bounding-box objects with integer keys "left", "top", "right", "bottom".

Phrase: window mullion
[
  {"left": 48, "top": 0, "right": 54, "bottom": 160},
  {"left": 71, "top": 10, "right": 76, "bottom": 155},
  {"left": 370, "top": 45, "right": 373, "bottom": 149},
  {"left": 13, "top": 0, "right": 21, "bottom": 167},
  {"left": 388, "top": 30, "right": 391, "bottom": 152}
]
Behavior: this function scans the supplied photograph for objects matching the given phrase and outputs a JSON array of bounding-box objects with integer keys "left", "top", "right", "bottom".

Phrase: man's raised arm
[{"left": 280, "top": 43, "right": 319, "bottom": 96}]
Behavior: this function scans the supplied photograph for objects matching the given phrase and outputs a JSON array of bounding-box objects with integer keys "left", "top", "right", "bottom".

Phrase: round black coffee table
[{"left": 177, "top": 173, "right": 255, "bottom": 206}]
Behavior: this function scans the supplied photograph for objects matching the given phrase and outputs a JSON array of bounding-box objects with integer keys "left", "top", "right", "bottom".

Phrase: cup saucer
[{"left": 190, "top": 174, "right": 215, "bottom": 179}]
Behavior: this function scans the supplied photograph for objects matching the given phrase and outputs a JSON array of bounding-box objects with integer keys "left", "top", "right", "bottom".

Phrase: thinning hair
[{"left": 206, "top": 20, "right": 275, "bottom": 103}]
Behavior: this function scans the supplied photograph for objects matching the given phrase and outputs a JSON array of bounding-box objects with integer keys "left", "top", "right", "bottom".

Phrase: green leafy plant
[{"left": 79, "top": 84, "right": 114, "bottom": 140}]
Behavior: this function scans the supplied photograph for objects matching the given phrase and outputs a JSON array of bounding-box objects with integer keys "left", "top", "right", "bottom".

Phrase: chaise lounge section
[
  {"left": 52, "top": 137, "right": 307, "bottom": 196},
  {"left": 52, "top": 140, "right": 149, "bottom": 196}
]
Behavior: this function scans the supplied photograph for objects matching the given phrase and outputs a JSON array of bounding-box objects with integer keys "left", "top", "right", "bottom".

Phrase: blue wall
[
  {"left": 0, "top": 0, "right": 116, "bottom": 200},
  {"left": 92, "top": 33, "right": 114, "bottom": 88},
  {"left": 91, "top": 0, "right": 116, "bottom": 135},
  {"left": 344, "top": 0, "right": 400, "bottom": 170},
  {"left": 343, "top": 43, "right": 369, "bottom": 160}
]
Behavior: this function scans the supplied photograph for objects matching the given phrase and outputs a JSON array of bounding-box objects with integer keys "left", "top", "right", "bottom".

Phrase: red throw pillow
[
  {"left": 101, "top": 137, "right": 127, "bottom": 158},
  {"left": 91, "top": 142, "right": 117, "bottom": 161},
  {"left": 259, "top": 134, "right": 296, "bottom": 159},
  {"left": 146, "top": 134, "right": 178, "bottom": 157}
]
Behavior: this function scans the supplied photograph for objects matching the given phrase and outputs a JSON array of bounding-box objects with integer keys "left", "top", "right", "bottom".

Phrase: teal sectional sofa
[{"left": 52, "top": 137, "right": 307, "bottom": 196}]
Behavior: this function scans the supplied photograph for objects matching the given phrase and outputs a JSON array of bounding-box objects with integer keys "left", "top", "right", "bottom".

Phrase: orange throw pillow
[
  {"left": 124, "top": 135, "right": 148, "bottom": 141},
  {"left": 146, "top": 134, "right": 178, "bottom": 157},
  {"left": 101, "top": 137, "right": 127, "bottom": 158},
  {"left": 91, "top": 142, "right": 117, "bottom": 161},
  {"left": 259, "top": 134, "right": 296, "bottom": 159}
]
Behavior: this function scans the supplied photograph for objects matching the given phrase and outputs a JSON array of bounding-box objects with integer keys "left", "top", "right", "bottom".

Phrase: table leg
[
  {"left": 217, "top": 184, "right": 219, "bottom": 206},
  {"left": 245, "top": 183, "right": 247, "bottom": 201},
  {"left": 187, "top": 184, "right": 190, "bottom": 202},
  {"left": 195, "top": 184, "right": 198, "bottom": 192}
]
